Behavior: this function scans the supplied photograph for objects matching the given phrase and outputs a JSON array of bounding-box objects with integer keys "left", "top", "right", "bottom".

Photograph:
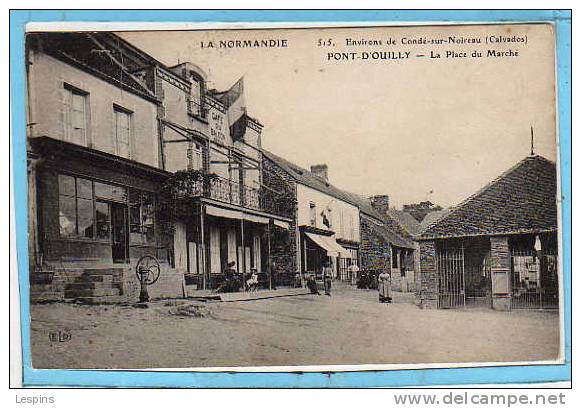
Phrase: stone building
[
  {"left": 347, "top": 194, "right": 418, "bottom": 290},
  {"left": 26, "top": 32, "right": 294, "bottom": 302},
  {"left": 417, "top": 155, "right": 559, "bottom": 310}
]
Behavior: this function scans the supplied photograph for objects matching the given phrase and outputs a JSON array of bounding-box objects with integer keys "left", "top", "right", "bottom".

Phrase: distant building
[{"left": 417, "top": 155, "right": 559, "bottom": 310}]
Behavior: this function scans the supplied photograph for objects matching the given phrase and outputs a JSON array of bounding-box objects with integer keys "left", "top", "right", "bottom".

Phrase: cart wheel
[{"left": 135, "top": 255, "right": 161, "bottom": 285}]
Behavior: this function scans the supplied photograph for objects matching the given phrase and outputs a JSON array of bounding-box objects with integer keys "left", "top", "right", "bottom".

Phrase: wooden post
[
  {"left": 200, "top": 204, "right": 206, "bottom": 290},
  {"left": 240, "top": 218, "right": 246, "bottom": 291}
]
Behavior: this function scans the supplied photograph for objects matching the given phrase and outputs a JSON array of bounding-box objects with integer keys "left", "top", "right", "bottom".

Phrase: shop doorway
[{"left": 111, "top": 203, "right": 128, "bottom": 263}]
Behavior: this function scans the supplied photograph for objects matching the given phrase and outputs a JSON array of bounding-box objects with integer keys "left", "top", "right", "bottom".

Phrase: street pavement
[{"left": 30, "top": 284, "right": 560, "bottom": 369}]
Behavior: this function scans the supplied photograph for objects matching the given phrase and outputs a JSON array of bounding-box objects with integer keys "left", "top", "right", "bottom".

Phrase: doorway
[{"left": 111, "top": 203, "right": 128, "bottom": 263}]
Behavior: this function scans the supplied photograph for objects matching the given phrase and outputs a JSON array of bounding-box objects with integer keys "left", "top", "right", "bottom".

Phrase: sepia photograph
[{"left": 22, "top": 22, "right": 562, "bottom": 372}]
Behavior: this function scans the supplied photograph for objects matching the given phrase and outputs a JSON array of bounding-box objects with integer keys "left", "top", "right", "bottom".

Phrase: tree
[{"left": 402, "top": 201, "right": 443, "bottom": 223}]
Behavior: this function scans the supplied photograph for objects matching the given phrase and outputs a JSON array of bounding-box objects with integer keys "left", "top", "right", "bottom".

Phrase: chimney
[
  {"left": 370, "top": 195, "right": 390, "bottom": 214},
  {"left": 310, "top": 164, "right": 329, "bottom": 182}
]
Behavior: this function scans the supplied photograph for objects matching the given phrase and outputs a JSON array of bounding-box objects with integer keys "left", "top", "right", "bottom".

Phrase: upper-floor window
[
  {"left": 114, "top": 105, "right": 133, "bottom": 159},
  {"left": 187, "top": 141, "right": 203, "bottom": 171},
  {"left": 63, "top": 83, "right": 88, "bottom": 146},
  {"left": 309, "top": 202, "right": 317, "bottom": 227},
  {"left": 187, "top": 75, "right": 206, "bottom": 119}
]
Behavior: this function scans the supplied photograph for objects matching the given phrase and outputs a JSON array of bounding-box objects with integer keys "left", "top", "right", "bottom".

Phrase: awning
[
  {"left": 273, "top": 219, "right": 291, "bottom": 229},
  {"left": 243, "top": 213, "right": 269, "bottom": 224},
  {"left": 206, "top": 205, "right": 270, "bottom": 225},
  {"left": 205, "top": 205, "right": 243, "bottom": 220},
  {"left": 305, "top": 232, "right": 352, "bottom": 258}
]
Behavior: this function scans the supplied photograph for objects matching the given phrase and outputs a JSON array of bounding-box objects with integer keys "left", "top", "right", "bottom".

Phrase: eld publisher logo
[{"left": 48, "top": 330, "right": 71, "bottom": 343}]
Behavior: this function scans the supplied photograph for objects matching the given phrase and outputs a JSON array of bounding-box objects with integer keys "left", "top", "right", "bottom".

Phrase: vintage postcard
[{"left": 17, "top": 17, "right": 568, "bottom": 383}]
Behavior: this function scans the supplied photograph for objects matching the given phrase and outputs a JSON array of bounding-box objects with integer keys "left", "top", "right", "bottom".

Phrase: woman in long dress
[{"left": 378, "top": 271, "right": 392, "bottom": 303}]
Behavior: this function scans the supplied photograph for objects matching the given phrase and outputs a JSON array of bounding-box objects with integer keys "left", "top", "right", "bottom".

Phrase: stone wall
[
  {"left": 359, "top": 215, "right": 391, "bottom": 279},
  {"left": 418, "top": 240, "right": 438, "bottom": 308},
  {"left": 262, "top": 156, "right": 298, "bottom": 280}
]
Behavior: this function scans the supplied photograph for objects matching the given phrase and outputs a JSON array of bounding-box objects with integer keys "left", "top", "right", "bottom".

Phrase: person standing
[
  {"left": 378, "top": 270, "right": 392, "bottom": 303},
  {"left": 270, "top": 260, "right": 277, "bottom": 290},
  {"left": 348, "top": 262, "right": 360, "bottom": 286},
  {"left": 323, "top": 260, "right": 333, "bottom": 296}
]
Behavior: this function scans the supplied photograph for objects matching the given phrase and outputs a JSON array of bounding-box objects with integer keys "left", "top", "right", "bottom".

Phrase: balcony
[{"left": 169, "top": 172, "right": 294, "bottom": 219}]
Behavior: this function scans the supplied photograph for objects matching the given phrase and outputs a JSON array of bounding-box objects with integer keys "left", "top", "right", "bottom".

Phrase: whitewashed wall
[
  {"left": 28, "top": 51, "right": 160, "bottom": 169},
  {"left": 296, "top": 184, "right": 360, "bottom": 242}
]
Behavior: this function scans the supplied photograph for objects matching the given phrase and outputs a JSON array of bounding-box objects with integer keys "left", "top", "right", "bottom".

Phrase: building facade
[
  {"left": 417, "top": 155, "right": 559, "bottom": 310},
  {"left": 26, "top": 32, "right": 294, "bottom": 302},
  {"left": 262, "top": 153, "right": 361, "bottom": 281}
]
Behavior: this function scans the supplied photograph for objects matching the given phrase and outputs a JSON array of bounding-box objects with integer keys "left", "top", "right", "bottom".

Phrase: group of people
[
  {"left": 216, "top": 259, "right": 393, "bottom": 304},
  {"left": 306, "top": 261, "right": 334, "bottom": 296},
  {"left": 304, "top": 261, "right": 392, "bottom": 304}
]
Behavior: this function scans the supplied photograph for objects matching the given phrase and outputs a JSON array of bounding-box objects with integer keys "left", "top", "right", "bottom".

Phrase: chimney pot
[
  {"left": 370, "top": 195, "right": 390, "bottom": 214},
  {"left": 310, "top": 164, "right": 329, "bottom": 182}
]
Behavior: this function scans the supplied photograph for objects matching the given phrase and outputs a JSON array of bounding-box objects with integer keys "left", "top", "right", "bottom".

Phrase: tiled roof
[
  {"left": 387, "top": 209, "right": 422, "bottom": 237},
  {"left": 364, "top": 216, "right": 417, "bottom": 250},
  {"left": 419, "top": 209, "right": 451, "bottom": 233},
  {"left": 420, "top": 155, "right": 558, "bottom": 239}
]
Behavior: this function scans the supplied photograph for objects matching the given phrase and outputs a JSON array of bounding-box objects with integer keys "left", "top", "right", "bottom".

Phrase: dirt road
[{"left": 30, "top": 286, "right": 560, "bottom": 369}]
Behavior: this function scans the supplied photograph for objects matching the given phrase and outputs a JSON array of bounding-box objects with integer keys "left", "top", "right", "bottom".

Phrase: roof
[
  {"left": 387, "top": 209, "right": 422, "bottom": 237},
  {"left": 263, "top": 150, "right": 417, "bottom": 249},
  {"left": 365, "top": 217, "right": 417, "bottom": 250},
  {"left": 262, "top": 150, "right": 366, "bottom": 211},
  {"left": 419, "top": 209, "right": 451, "bottom": 233},
  {"left": 420, "top": 155, "right": 558, "bottom": 239}
]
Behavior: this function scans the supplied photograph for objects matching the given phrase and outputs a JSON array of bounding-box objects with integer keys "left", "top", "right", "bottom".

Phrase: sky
[{"left": 119, "top": 23, "right": 557, "bottom": 209}]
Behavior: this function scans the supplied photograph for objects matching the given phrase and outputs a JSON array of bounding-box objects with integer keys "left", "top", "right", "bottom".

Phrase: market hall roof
[{"left": 420, "top": 155, "right": 558, "bottom": 240}]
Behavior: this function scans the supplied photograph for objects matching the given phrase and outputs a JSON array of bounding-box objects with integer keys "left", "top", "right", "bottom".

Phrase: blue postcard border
[{"left": 10, "top": 9, "right": 571, "bottom": 388}]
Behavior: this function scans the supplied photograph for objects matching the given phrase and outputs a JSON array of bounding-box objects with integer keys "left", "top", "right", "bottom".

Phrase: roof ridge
[{"left": 421, "top": 154, "right": 556, "bottom": 238}]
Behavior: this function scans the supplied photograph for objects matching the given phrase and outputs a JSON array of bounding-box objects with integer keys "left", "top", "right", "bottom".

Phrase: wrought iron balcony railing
[{"left": 171, "top": 173, "right": 294, "bottom": 219}]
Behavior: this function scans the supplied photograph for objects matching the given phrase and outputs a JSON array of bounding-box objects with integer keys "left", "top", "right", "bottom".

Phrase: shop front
[
  {"left": 300, "top": 226, "right": 352, "bottom": 279},
  {"left": 178, "top": 200, "right": 293, "bottom": 291}
]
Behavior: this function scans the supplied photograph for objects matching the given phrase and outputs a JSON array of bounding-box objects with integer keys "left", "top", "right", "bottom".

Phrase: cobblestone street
[{"left": 30, "top": 285, "right": 560, "bottom": 370}]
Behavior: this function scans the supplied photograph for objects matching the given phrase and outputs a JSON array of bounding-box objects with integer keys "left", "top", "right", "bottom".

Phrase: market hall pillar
[{"left": 490, "top": 236, "right": 512, "bottom": 311}]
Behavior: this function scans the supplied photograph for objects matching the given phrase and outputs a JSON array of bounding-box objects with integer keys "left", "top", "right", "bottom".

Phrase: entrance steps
[{"left": 30, "top": 266, "right": 127, "bottom": 303}]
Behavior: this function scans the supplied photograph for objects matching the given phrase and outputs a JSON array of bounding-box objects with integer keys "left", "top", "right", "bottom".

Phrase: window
[
  {"left": 114, "top": 106, "right": 132, "bottom": 159},
  {"left": 309, "top": 202, "right": 317, "bottom": 227},
  {"left": 392, "top": 248, "right": 399, "bottom": 269},
  {"left": 187, "top": 141, "right": 203, "bottom": 171},
  {"left": 188, "top": 75, "right": 206, "bottom": 118},
  {"left": 63, "top": 84, "right": 88, "bottom": 145},
  {"left": 58, "top": 174, "right": 94, "bottom": 238},
  {"left": 129, "top": 189, "right": 156, "bottom": 245},
  {"left": 325, "top": 208, "right": 333, "bottom": 229},
  {"left": 57, "top": 175, "right": 150, "bottom": 243},
  {"left": 95, "top": 181, "right": 127, "bottom": 202},
  {"left": 95, "top": 201, "right": 111, "bottom": 240}
]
